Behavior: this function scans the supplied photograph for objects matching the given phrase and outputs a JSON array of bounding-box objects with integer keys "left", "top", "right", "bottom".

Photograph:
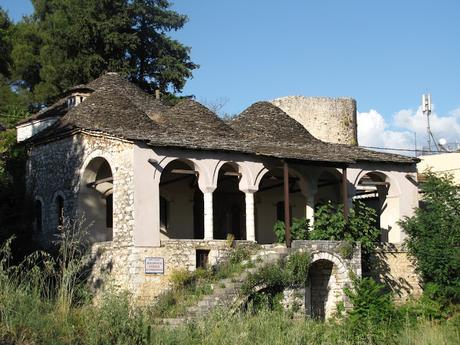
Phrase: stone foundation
[{"left": 89, "top": 239, "right": 238, "bottom": 303}]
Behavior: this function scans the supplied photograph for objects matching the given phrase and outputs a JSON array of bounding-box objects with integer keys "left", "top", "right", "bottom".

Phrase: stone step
[{"left": 160, "top": 247, "right": 291, "bottom": 325}]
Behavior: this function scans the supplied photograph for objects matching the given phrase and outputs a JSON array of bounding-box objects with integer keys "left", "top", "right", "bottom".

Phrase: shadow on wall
[{"left": 368, "top": 245, "right": 415, "bottom": 300}]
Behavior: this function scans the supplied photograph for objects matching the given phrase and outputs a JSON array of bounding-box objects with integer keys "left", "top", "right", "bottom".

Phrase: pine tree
[{"left": 12, "top": 0, "right": 198, "bottom": 104}]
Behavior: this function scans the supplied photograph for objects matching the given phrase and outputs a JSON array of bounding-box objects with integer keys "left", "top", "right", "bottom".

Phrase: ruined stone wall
[
  {"left": 369, "top": 244, "right": 422, "bottom": 302},
  {"left": 271, "top": 96, "right": 357, "bottom": 145}
]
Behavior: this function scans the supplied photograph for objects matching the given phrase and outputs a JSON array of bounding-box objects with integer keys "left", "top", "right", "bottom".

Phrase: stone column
[
  {"left": 306, "top": 195, "right": 315, "bottom": 225},
  {"left": 204, "top": 191, "right": 214, "bottom": 240},
  {"left": 245, "top": 192, "right": 256, "bottom": 242}
]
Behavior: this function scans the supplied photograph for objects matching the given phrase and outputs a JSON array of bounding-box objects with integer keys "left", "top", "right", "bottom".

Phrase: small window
[
  {"left": 34, "top": 200, "right": 43, "bottom": 233},
  {"left": 196, "top": 249, "right": 210, "bottom": 269},
  {"left": 106, "top": 194, "right": 113, "bottom": 228},
  {"left": 160, "top": 196, "right": 168, "bottom": 229},
  {"left": 276, "top": 201, "right": 292, "bottom": 225},
  {"left": 56, "top": 195, "right": 64, "bottom": 227}
]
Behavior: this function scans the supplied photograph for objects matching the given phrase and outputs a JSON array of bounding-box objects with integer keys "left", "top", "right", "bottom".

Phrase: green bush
[
  {"left": 310, "top": 201, "right": 380, "bottom": 254},
  {"left": 284, "top": 251, "right": 310, "bottom": 287},
  {"left": 241, "top": 252, "right": 310, "bottom": 311},
  {"left": 273, "top": 217, "right": 309, "bottom": 243},
  {"left": 399, "top": 172, "right": 460, "bottom": 304},
  {"left": 344, "top": 276, "right": 401, "bottom": 344}
]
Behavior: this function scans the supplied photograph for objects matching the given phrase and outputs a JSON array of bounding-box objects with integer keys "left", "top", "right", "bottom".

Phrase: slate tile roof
[{"left": 20, "top": 72, "right": 417, "bottom": 165}]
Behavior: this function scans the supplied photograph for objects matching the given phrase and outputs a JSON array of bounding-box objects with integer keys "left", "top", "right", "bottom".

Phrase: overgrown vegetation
[
  {"left": 150, "top": 246, "right": 255, "bottom": 318},
  {"left": 241, "top": 251, "right": 310, "bottom": 311},
  {"left": 0, "top": 218, "right": 459, "bottom": 344},
  {"left": 273, "top": 201, "right": 380, "bottom": 254},
  {"left": 273, "top": 217, "right": 309, "bottom": 243},
  {"left": 400, "top": 172, "right": 460, "bottom": 304}
]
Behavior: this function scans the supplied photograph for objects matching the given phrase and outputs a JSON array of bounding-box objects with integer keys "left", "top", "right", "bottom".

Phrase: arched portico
[{"left": 159, "top": 158, "right": 203, "bottom": 239}]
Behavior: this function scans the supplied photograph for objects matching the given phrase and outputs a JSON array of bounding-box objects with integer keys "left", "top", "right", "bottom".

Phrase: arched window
[
  {"left": 160, "top": 196, "right": 168, "bottom": 230},
  {"left": 56, "top": 195, "right": 64, "bottom": 227},
  {"left": 34, "top": 199, "right": 43, "bottom": 233}
]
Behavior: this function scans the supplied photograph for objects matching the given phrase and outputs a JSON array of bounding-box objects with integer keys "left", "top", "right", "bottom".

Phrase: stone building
[{"left": 17, "top": 72, "right": 420, "bottom": 308}]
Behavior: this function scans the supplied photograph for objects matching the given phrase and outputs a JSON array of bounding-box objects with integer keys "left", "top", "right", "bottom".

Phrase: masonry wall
[
  {"left": 271, "top": 96, "right": 358, "bottom": 145},
  {"left": 28, "top": 132, "right": 135, "bottom": 291},
  {"left": 90, "top": 239, "right": 235, "bottom": 302},
  {"left": 369, "top": 244, "right": 422, "bottom": 302}
]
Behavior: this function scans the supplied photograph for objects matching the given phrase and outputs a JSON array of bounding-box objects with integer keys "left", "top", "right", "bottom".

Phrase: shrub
[
  {"left": 310, "top": 201, "right": 380, "bottom": 254},
  {"left": 284, "top": 251, "right": 310, "bottom": 287},
  {"left": 241, "top": 252, "right": 310, "bottom": 311},
  {"left": 170, "top": 269, "right": 195, "bottom": 289},
  {"left": 344, "top": 276, "right": 401, "bottom": 344},
  {"left": 273, "top": 217, "right": 309, "bottom": 243},
  {"left": 399, "top": 172, "right": 460, "bottom": 304}
]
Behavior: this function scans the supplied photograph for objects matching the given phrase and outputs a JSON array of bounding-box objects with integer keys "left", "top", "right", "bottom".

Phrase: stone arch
[
  {"left": 78, "top": 156, "right": 114, "bottom": 242},
  {"left": 353, "top": 169, "right": 401, "bottom": 198},
  {"left": 306, "top": 251, "right": 349, "bottom": 320},
  {"left": 79, "top": 149, "right": 116, "bottom": 186},
  {"left": 211, "top": 160, "right": 253, "bottom": 193},
  {"left": 159, "top": 158, "right": 203, "bottom": 239},
  {"left": 353, "top": 170, "right": 401, "bottom": 242},
  {"left": 155, "top": 156, "right": 212, "bottom": 192}
]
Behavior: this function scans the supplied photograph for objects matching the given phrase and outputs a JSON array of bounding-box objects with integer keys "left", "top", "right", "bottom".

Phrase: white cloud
[
  {"left": 357, "top": 109, "right": 414, "bottom": 153},
  {"left": 357, "top": 106, "right": 460, "bottom": 155}
]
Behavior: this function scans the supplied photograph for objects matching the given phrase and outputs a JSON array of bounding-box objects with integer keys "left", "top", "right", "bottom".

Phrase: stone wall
[
  {"left": 89, "top": 239, "right": 237, "bottom": 302},
  {"left": 271, "top": 96, "right": 357, "bottom": 145},
  {"left": 369, "top": 243, "right": 422, "bottom": 302},
  {"left": 28, "top": 132, "right": 134, "bottom": 248}
]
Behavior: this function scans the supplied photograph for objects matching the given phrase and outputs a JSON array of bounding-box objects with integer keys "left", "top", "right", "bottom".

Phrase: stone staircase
[{"left": 160, "top": 246, "right": 289, "bottom": 326}]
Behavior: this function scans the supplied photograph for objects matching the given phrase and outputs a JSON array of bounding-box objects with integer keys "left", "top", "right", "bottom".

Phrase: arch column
[
  {"left": 203, "top": 188, "right": 215, "bottom": 240},
  {"left": 298, "top": 177, "right": 317, "bottom": 226},
  {"left": 306, "top": 194, "right": 315, "bottom": 225},
  {"left": 240, "top": 188, "right": 257, "bottom": 242}
]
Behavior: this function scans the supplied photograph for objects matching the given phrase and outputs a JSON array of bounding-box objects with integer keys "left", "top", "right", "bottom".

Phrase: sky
[{"left": 2, "top": 0, "right": 460, "bottom": 154}]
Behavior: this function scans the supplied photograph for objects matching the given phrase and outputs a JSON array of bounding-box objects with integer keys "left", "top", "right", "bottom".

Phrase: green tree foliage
[
  {"left": 309, "top": 201, "right": 380, "bottom": 253},
  {"left": 273, "top": 218, "right": 309, "bottom": 243},
  {"left": 400, "top": 172, "right": 460, "bottom": 303},
  {"left": 12, "top": 0, "right": 198, "bottom": 104},
  {"left": 0, "top": 8, "right": 12, "bottom": 78},
  {"left": 272, "top": 202, "right": 379, "bottom": 255}
]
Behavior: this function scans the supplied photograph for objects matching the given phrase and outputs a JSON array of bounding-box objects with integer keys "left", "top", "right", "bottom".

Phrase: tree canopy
[
  {"left": 10, "top": 0, "right": 198, "bottom": 104},
  {"left": 400, "top": 172, "right": 460, "bottom": 303}
]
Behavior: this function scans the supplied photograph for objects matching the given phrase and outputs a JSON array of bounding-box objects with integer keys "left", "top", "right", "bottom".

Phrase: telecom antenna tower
[{"left": 422, "top": 93, "right": 437, "bottom": 153}]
